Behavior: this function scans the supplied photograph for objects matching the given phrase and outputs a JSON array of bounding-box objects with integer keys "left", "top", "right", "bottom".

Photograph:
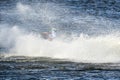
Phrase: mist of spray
[{"left": 0, "top": 2, "right": 120, "bottom": 63}]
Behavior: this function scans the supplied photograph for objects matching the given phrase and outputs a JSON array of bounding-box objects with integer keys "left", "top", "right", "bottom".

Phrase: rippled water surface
[{"left": 0, "top": 56, "right": 120, "bottom": 80}]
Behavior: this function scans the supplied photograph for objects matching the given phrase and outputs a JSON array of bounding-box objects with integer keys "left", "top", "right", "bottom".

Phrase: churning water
[{"left": 1, "top": 0, "right": 120, "bottom": 63}]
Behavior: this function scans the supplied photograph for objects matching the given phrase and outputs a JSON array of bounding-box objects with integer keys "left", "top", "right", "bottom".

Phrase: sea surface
[
  {"left": 0, "top": 0, "right": 120, "bottom": 80},
  {"left": 0, "top": 56, "right": 120, "bottom": 80}
]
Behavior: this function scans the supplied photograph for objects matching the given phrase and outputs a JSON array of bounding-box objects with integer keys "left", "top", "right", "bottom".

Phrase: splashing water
[{"left": 0, "top": 1, "right": 120, "bottom": 63}]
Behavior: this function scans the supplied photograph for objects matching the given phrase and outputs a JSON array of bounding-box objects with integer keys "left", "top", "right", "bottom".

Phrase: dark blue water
[
  {"left": 0, "top": 0, "right": 120, "bottom": 34},
  {"left": 0, "top": 56, "right": 120, "bottom": 80}
]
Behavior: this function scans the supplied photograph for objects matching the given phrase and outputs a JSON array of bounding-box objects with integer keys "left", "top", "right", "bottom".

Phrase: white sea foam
[
  {"left": 0, "top": 25, "right": 120, "bottom": 63},
  {"left": 1, "top": 2, "right": 120, "bottom": 63}
]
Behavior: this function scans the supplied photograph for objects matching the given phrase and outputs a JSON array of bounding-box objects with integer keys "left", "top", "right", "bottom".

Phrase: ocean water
[
  {"left": 0, "top": 0, "right": 120, "bottom": 79},
  {"left": 1, "top": 56, "right": 120, "bottom": 80}
]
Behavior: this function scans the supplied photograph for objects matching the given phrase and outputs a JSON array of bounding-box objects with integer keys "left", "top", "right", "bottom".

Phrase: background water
[{"left": 0, "top": 0, "right": 120, "bottom": 79}]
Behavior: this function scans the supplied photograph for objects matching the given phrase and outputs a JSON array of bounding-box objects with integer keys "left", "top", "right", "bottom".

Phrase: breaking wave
[{"left": 0, "top": 1, "right": 120, "bottom": 63}]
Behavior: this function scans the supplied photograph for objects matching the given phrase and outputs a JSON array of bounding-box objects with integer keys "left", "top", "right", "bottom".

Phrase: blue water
[
  {"left": 1, "top": 0, "right": 120, "bottom": 34},
  {"left": 0, "top": 56, "right": 120, "bottom": 80}
]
